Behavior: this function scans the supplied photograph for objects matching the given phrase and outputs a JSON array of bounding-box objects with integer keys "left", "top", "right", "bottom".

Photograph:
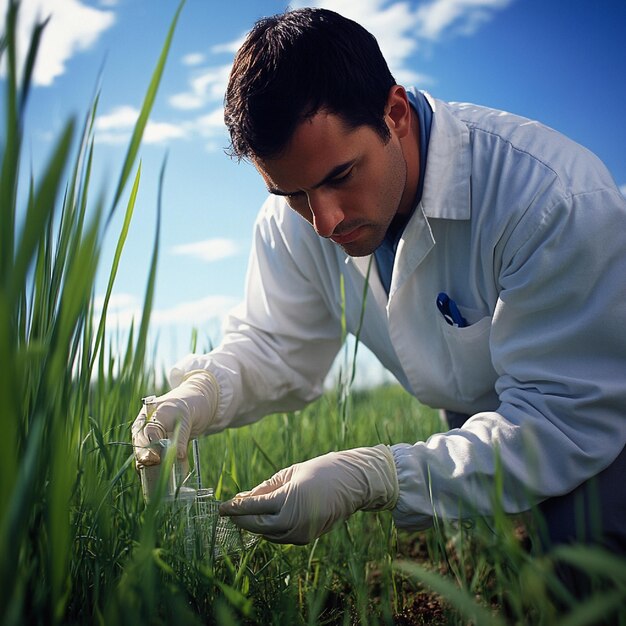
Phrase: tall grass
[
  {"left": 0, "top": 0, "right": 183, "bottom": 622},
  {"left": 2, "top": 1, "right": 625, "bottom": 624}
]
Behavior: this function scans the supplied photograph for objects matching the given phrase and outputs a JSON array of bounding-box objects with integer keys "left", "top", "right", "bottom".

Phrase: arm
[
  {"left": 169, "top": 197, "right": 343, "bottom": 433},
  {"left": 392, "top": 187, "right": 626, "bottom": 528},
  {"left": 133, "top": 198, "right": 342, "bottom": 467}
]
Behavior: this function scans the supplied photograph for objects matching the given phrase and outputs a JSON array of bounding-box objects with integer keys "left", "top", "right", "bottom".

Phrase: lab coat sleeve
[
  {"left": 391, "top": 186, "right": 626, "bottom": 529},
  {"left": 169, "top": 197, "right": 343, "bottom": 433}
]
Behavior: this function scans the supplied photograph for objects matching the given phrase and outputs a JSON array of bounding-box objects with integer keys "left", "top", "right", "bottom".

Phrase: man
[{"left": 132, "top": 8, "right": 626, "bottom": 565}]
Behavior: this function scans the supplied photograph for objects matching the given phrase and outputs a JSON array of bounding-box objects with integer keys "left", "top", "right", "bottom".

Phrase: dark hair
[{"left": 224, "top": 8, "right": 396, "bottom": 160}]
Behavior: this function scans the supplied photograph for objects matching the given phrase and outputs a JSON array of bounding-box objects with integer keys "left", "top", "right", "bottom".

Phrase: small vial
[
  {"left": 140, "top": 396, "right": 167, "bottom": 502},
  {"left": 139, "top": 396, "right": 196, "bottom": 503},
  {"left": 140, "top": 438, "right": 167, "bottom": 503}
]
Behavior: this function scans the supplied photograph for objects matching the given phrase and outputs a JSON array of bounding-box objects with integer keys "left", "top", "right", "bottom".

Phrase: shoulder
[
  {"left": 439, "top": 98, "right": 616, "bottom": 197},
  {"left": 422, "top": 95, "right": 625, "bottom": 265}
]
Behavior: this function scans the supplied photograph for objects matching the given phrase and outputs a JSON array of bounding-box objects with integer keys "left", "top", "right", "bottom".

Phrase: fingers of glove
[
  {"left": 220, "top": 484, "right": 309, "bottom": 542},
  {"left": 140, "top": 398, "right": 191, "bottom": 461},
  {"left": 219, "top": 469, "right": 292, "bottom": 517},
  {"left": 225, "top": 499, "right": 334, "bottom": 545},
  {"left": 133, "top": 420, "right": 167, "bottom": 467},
  {"left": 226, "top": 513, "right": 311, "bottom": 544},
  {"left": 219, "top": 492, "right": 285, "bottom": 517},
  {"left": 132, "top": 407, "right": 158, "bottom": 467},
  {"left": 245, "top": 466, "right": 295, "bottom": 497},
  {"left": 219, "top": 463, "right": 342, "bottom": 544},
  {"left": 148, "top": 397, "right": 187, "bottom": 433}
]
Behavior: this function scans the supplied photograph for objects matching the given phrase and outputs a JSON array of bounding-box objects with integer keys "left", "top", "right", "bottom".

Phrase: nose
[{"left": 307, "top": 191, "right": 344, "bottom": 238}]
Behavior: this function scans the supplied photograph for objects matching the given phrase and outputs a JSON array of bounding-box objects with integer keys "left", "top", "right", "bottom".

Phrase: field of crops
[{"left": 2, "top": 1, "right": 625, "bottom": 624}]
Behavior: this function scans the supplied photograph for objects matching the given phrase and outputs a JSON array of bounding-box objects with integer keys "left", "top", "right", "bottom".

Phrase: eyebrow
[{"left": 268, "top": 159, "right": 356, "bottom": 196}]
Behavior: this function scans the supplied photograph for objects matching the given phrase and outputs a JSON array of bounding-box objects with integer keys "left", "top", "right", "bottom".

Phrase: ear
[{"left": 385, "top": 85, "right": 411, "bottom": 139}]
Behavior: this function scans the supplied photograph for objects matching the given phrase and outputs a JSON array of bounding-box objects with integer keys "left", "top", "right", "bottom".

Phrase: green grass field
[{"left": 2, "top": 2, "right": 625, "bottom": 624}]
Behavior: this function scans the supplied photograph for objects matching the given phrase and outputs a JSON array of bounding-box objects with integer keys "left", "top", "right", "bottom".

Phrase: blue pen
[{"left": 436, "top": 292, "right": 468, "bottom": 328}]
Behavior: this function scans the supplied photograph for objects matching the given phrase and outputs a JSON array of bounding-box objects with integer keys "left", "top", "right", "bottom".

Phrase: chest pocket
[{"left": 439, "top": 315, "right": 496, "bottom": 403}]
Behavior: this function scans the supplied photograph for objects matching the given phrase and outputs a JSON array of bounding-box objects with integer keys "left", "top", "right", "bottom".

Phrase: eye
[
  {"left": 283, "top": 191, "right": 309, "bottom": 214},
  {"left": 328, "top": 168, "right": 354, "bottom": 187}
]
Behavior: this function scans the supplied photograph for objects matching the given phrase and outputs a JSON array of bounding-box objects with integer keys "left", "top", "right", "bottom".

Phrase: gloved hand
[
  {"left": 131, "top": 370, "right": 219, "bottom": 469},
  {"left": 218, "top": 444, "right": 399, "bottom": 544}
]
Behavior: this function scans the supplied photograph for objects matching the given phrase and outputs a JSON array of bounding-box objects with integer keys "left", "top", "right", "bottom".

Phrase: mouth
[{"left": 330, "top": 225, "right": 366, "bottom": 245}]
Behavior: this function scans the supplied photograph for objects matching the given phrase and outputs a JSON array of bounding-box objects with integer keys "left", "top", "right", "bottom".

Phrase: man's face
[{"left": 253, "top": 109, "right": 410, "bottom": 257}]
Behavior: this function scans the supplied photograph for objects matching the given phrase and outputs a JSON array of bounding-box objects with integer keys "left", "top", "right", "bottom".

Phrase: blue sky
[{"left": 4, "top": 0, "right": 626, "bottom": 384}]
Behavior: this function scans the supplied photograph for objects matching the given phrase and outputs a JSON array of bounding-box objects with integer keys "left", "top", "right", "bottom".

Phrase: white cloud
[
  {"left": 182, "top": 52, "right": 206, "bottom": 66},
  {"left": 95, "top": 104, "right": 137, "bottom": 131},
  {"left": 93, "top": 292, "right": 142, "bottom": 330},
  {"left": 93, "top": 131, "right": 131, "bottom": 145},
  {"left": 619, "top": 184, "right": 626, "bottom": 197},
  {"left": 171, "top": 238, "right": 239, "bottom": 263},
  {"left": 193, "top": 108, "right": 228, "bottom": 151},
  {"left": 415, "top": 0, "right": 512, "bottom": 40},
  {"left": 93, "top": 104, "right": 227, "bottom": 148},
  {"left": 170, "top": 36, "right": 244, "bottom": 109},
  {"left": 168, "top": 92, "right": 204, "bottom": 110},
  {"left": 95, "top": 291, "right": 238, "bottom": 330},
  {"left": 93, "top": 105, "right": 136, "bottom": 144},
  {"left": 211, "top": 35, "right": 246, "bottom": 56},
  {"left": 94, "top": 105, "right": 188, "bottom": 145},
  {"left": 94, "top": 292, "right": 139, "bottom": 312},
  {"left": 169, "top": 64, "right": 232, "bottom": 111},
  {"left": 0, "top": 0, "right": 115, "bottom": 86},
  {"left": 143, "top": 120, "right": 187, "bottom": 143},
  {"left": 194, "top": 108, "right": 226, "bottom": 136},
  {"left": 151, "top": 295, "right": 238, "bottom": 326}
]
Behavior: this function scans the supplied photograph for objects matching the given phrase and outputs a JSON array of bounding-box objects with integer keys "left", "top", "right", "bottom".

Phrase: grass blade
[
  {"left": 18, "top": 13, "right": 48, "bottom": 115},
  {"left": 10, "top": 120, "right": 75, "bottom": 302},
  {"left": 130, "top": 155, "right": 165, "bottom": 379},
  {"left": 0, "top": 0, "right": 20, "bottom": 285},
  {"left": 0, "top": 418, "right": 45, "bottom": 620},
  {"left": 89, "top": 163, "right": 141, "bottom": 372}
]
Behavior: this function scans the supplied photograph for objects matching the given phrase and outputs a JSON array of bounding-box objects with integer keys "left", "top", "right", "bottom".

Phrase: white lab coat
[{"left": 171, "top": 93, "right": 626, "bottom": 529}]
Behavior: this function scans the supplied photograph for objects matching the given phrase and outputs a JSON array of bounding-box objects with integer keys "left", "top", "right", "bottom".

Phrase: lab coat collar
[
  {"left": 349, "top": 203, "right": 435, "bottom": 301},
  {"left": 417, "top": 92, "right": 472, "bottom": 221}
]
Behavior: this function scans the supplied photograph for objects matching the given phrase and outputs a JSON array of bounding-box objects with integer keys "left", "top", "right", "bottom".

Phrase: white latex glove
[
  {"left": 131, "top": 370, "right": 219, "bottom": 468},
  {"left": 218, "top": 444, "right": 399, "bottom": 544}
]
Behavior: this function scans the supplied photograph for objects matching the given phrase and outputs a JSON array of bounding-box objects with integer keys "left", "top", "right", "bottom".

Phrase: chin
[
  {"left": 340, "top": 237, "right": 382, "bottom": 258},
  {"left": 342, "top": 246, "right": 374, "bottom": 257}
]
